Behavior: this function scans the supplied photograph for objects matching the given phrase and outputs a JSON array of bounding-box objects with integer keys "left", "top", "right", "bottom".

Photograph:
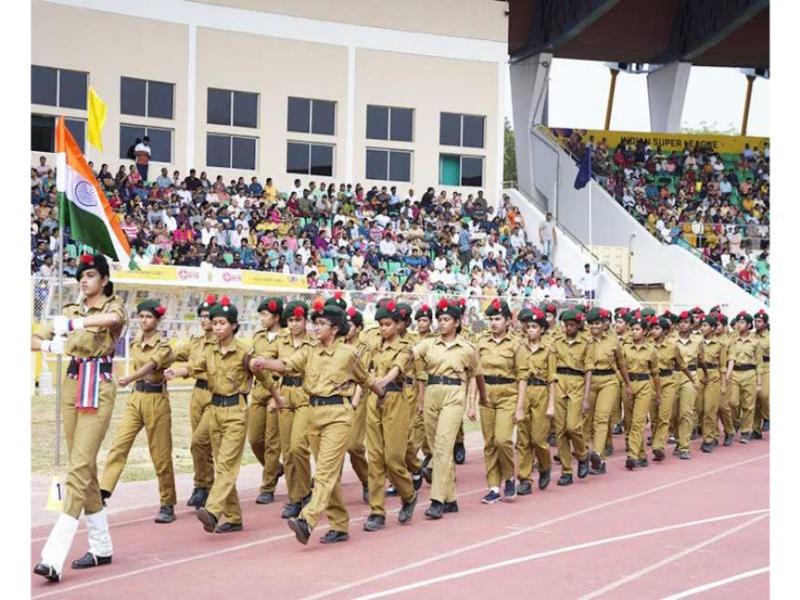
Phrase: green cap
[
  {"left": 209, "top": 296, "right": 238, "bottom": 323},
  {"left": 258, "top": 297, "right": 283, "bottom": 315},
  {"left": 137, "top": 298, "right": 165, "bottom": 318},
  {"left": 485, "top": 298, "right": 512, "bottom": 318}
]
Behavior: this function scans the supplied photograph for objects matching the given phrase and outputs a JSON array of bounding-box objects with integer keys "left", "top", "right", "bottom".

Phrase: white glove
[
  {"left": 51, "top": 316, "right": 70, "bottom": 336},
  {"left": 41, "top": 336, "right": 66, "bottom": 355}
]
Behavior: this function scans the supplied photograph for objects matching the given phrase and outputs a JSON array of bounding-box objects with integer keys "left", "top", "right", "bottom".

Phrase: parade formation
[{"left": 30, "top": 254, "right": 770, "bottom": 583}]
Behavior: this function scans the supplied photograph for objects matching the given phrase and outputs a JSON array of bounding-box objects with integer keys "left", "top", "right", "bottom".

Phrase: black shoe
[
  {"left": 421, "top": 454, "right": 432, "bottom": 472},
  {"left": 548, "top": 433, "right": 557, "bottom": 447},
  {"left": 412, "top": 472, "right": 423, "bottom": 491},
  {"left": 557, "top": 473, "right": 573, "bottom": 486},
  {"left": 613, "top": 423, "right": 624, "bottom": 435},
  {"left": 422, "top": 466, "right": 433, "bottom": 485},
  {"left": 215, "top": 522, "right": 243, "bottom": 533},
  {"left": 577, "top": 457, "right": 590, "bottom": 479},
  {"left": 553, "top": 454, "right": 561, "bottom": 464},
  {"left": 255, "top": 491, "right": 275, "bottom": 505},
  {"left": 605, "top": 442, "right": 614, "bottom": 456},
  {"left": 701, "top": 442, "right": 714, "bottom": 453},
  {"left": 363, "top": 514, "right": 386, "bottom": 532},
  {"left": 625, "top": 457, "right": 637, "bottom": 470},
  {"left": 274, "top": 462, "right": 285, "bottom": 484},
  {"left": 751, "top": 431, "right": 763, "bottom": 440},
  {"left": 33, "top": 563, "right": 60, "bottom": 582},
  {"left": 71, "top": 552, "right": 112, "bottom": 570},
  {"left": 187, "top": 487, "right": 208, "bottom": 507},
  {"left": 503, "top": 479, "right": 517, "bottom": 500},
  {"left": 385, "top": 485, "right": 399, "bottom": 497},
  {"left": 668, "top": 435, "right": 677, "bottom": 445},
  {"left": 155, "top": 505, "right": 175, "bottom": 524},
  {"left": 636, "top": 458, "right": 649, "bottom": 468},
  {"left": 454, "top": 442, "right": 466, "bottom": 465},
  {"left": 443, "top": 500, "right": 459, "bottom": 513},
  {"left": 763, "top": 419, "right": 770, "bottom": 432},
  {"left": 539, "top": 470, "right": 552, "bottom": 490},
  {"left": 691, "top": 429, "right": 700, "bottom": 441},
  {"left": 100, "top": 489, "right": 111, "bottom": 508},
  {"left": 723, "top": 433, "right": 734, "bottom": 446},
  {"left": 739, "top": 432, "right": 751, "bottom": 444},
  {"left": 589, "top": 462, "right": 606, "bottom": 475},
  {"left": 320, "top": 530, "right": 349, "bottom": 544},
  {"left": 287, "top": 518, "right": 311, "bottom": 545},
  {"left": 517, "top": 480, "right": 532, "bottom": 495},
  {"left": 362, "top": 484, "right": 370, "bottom": 504},
  {"left": 589, "top": 451, "right": 602, "bottom": 471},
  {"left": 398, "top": 494, "right": 418, "bottom": 524},
  {"left": 652, "top": 448, "right": 665, "bottom": 462},
  {"left": 646, "top": 436, "right": 653, "bottom": 447},
  {"left": 281, "top": 502, "right": 302, "bottom": 519},
  {"left": 425, "top": 500, "right": 444, "bottom": 519},
  {"left": 678, "top": 450, "right": 691, "bottom": 460},
  {"left": 196, "top": 507, "right": 218, "bottom": 533}
]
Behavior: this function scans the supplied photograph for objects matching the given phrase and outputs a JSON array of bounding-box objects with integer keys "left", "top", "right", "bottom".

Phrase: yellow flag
[{"left": 87, "top": 86, "right": 108, "bottom": 151}]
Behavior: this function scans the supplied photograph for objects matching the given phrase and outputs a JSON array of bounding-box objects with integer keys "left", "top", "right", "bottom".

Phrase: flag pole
[
  {"left": 54, "top": 117, "right": 66, "bottom": 467},
  {"left": 588, "top": 174, "right": 593, "bottom": 250}
]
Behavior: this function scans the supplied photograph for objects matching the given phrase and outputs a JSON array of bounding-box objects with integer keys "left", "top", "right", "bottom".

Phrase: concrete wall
[{"left": 528, "top": 128, "right": 768, "bottom": 314}]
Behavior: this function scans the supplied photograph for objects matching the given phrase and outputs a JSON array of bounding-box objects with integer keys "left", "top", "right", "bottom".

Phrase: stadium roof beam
[{"left": 508, "top": 0, "right": 770, "bottom": 69}]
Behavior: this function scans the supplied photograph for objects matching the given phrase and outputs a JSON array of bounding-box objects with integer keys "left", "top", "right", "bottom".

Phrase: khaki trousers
[
  {"left": 101, "top": 391, "right": 177, "bottom": 506},
  {"left": 248, "top": 392, "right": 282, "bottom": 494},
  {"left": 207, "top": 398, "right": 248, "bottom": 524},
  {"left": 675, "top": 373, "right": 697, "bottom": 452},
  {"left": 424, "top": 384, "right": 467, "bottom": 503},
  {"left": 367, "top": 391, "right": 415, "bottom": 516},
  {"left": 753, "top": 369, "right": 770, "bottom": 433},
  {"left": 702, "top": 376, "right": 722, "bottom": 443},
  {"left": 516, "top": 384, "right": 552, "bottom": 480},
  {"left": 277, "top": 385, "right": 311, "bottom": 503},
  {"left": 479, "top": 384, "right": 517, "bottom": 488},
  {"left": 346, "top": 397, "right": 369, "bottom": 486},
  {"left": 189, "top": 383, "right": 214, "bottom": 489},
  {"left": 554, "top": 375, "right": 588, "bottom": 475},
  {"left": 300, "top": 402, "right": 353, "bottom": 532},
  {"left": 585, "top": 374, "right": 619, "bottom": 459},
  {"left": 651, "top": 377, "right": 677, "bottom": 452},
  {"left": 626, "top": 380, "right": 653, "bottom": 461},
  {"left": 731, "top": 371, "right": 758, "bottom": 434}
]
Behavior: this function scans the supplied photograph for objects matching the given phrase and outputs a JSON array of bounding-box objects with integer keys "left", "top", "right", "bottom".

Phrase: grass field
[{"left": 32, "top": 389, "right": 481, "bottom": 481}]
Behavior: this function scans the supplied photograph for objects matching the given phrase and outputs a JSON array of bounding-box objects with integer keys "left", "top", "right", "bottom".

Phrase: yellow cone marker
[{"left": 46, "top": 476, "right": 64, "bottom": 512}]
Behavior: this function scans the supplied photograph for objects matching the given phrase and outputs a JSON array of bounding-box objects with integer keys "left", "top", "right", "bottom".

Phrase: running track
[{"left": 31, "top": 435, "right": 769, "bottom": 599}]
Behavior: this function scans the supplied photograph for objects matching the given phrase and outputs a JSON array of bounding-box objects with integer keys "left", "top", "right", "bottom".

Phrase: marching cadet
[
  {"left": 414, "top": 298, "right": 487, "bottom": 519},
  {"left": 620, "top": 314, "right": 661, "bottom": 470},
  {"left": 170, "top": 295, "right": 217, "bottom": 508},
  {"left": 408, "top": 304, "right": 435, "bottom": 484},
  {"left": 32, "top": 254, "right": 127, "bottom": 582},
  {"left": 362, "top": 300, "right": 419, "bottom": 532},
  {"left": 715, "top": 313, "right": 737, "bottom": 446},
  {"left": 247, "top": 297, "right": 286, "bottom": 506},
  {"left": 585, "top": 307, "right": 631, "bottom": 475},
  {"left": 169, "top": 297, "right": 263, "bottom": 533},
  {"left": 650, "top": 316, "right": 698, "bottom": 461},
  {"left": 699, "top": 314, "right": 728, "bottom": 453},
  {"left": 477, "top": 299, "right": 526, "bottom": 503},
  {"left": 100, "top": 299, "right": 176, "bottom": 523},
  {"left": 673, "top": 311, "right": 704, "bottom": 457},
  {"left": 727, "top": 312, "right": 764, "bottom": 443},
  {"left": 551, "top": 309, "right": 595, "bottom": 485},
  {"left": 542, "top": 303, "right": 560, "bottom": 447},
  {"left": 341, "top": 304, "right": 371, "bottom": 504},
  {"left": 514, "top": 307, "right": 555, "bottom": 493},
  {"left": 752, "top": 309, "right": 770, "bottom": 438},
  {"left": 250, "top": 301, "right": 388, "bottom": 545},
  {"left": 611, "top": 308, "right": 632, "bottom": 436}
]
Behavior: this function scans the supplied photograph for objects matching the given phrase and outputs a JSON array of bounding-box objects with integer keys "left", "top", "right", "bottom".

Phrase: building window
[
  {"left": 31, "top": 66, "right": 88, "bottom": 109},
  {"left": 439, "top": 112, "right": 485, "bottom": 148},
  {"left": 365, "top": 149, "right": 411, "bottom": 182},
  {"left": 207, "top": 88, "right": 259, "bottom": 128},
  {"left": 366, "top": 105, "right": 413, "bottom": 142},
  {"left": 120, "top": 77, "right": 174, "bottom": 119},
  {"left": 287, "top": 97, "right": 335, "bottom": 135},
  {"left": 287, "top": 142, "right": 334, "bottom": 176},
  {"left": 31, "top": 114, "right": 86, "bottom": 153},
  {"left": 120, "top": 124, "right": 173, "bottom": 162},
  {"left": 206, "top": 134, "right": 257, "bottom": 170},
  {"left": 439, "top": 154, "right": 483, "bottom": 187}
]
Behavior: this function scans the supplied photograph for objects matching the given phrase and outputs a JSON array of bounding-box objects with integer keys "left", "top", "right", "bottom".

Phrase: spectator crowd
[
  {"left": 558, "top": 132, "right": 770, "bottom": 302},
  {"left": 30, "top": 157, "right": 590, "bottom": 307}
]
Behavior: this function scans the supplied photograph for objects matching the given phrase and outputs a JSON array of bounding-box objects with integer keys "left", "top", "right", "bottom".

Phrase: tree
[
  {"left": 680, "top": 120, "right": 738, "bottom": 136},
  {"left": 504, "top": 118, "right": 517, "bottom": 183}
]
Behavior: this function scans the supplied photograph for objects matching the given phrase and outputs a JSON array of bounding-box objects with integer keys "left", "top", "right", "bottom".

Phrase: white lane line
[
  {"left": 351, "top": 510, "right": 769, "bottom": 600},
  {"left": 579, "top": 513, "right": 768, "bottom": 599},
  {"left": 301, "top": 452, "right": 769, "bottom": 600},
  {"left": 32, "top": 443, "right": 487, "bottom": 543},
  {"left": 660, "top": 566, "right": 769, "bottom": 599}
]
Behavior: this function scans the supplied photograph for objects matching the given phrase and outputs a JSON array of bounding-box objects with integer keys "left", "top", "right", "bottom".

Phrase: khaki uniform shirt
[
  {"left": 476, "top": 333, "right": 524, "bottom": 381},
  {"left": 363, "top": 326, "right": 383, "bottom": 352},
  {"left": 40, "top": 294, "right": 127, "bottom": 358},
  {"left": 552, "top": 335, "right": 596, "bottom": 373},
  {"left": 701, "top": 337, "right": 728, "bottom": 381},
  {"left": 755, "top": 329, "right": 770, "bottom": 364},
  {"left": 193, "top": 338, "right": 256, "bottom": 396},
  {"left": 676, "top": 335, "right": 705, "bottom": 369},
  {"left": 729, "top": 334, "right": 764, "bottom": 374},
  {"left": 363, "top": 337, "right": 414, "bottom": 386},
  {"left": 283, "top": 338, "right": 372, "bottom": 398},
  {"left": 652, "top": 338, "right": 686, "bottom": 373},
  {"left": 174, "top": 331, "right": 216, "bottom": 382},
  {"left": 516, "top": 342, "right": 556, "bottom": 384},
  {"left": 620, "top": 341, "right": 659, "bottom": 377},
  {"left": 590, "top": 332, "right": 621, "bottom": 373},
  {"left": 130, "top": 330, "right": 174, "bottom": 385},
  {"left": 413, "top": 336, "right": 482, "bottom": 383}
]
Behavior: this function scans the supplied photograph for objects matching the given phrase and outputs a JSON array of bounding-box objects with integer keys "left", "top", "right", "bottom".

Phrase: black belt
[
  {"left": 428, "top": 375, "right": 463, "bottom": 386},
  {"left": 704, "top": 363, "right": 719, "bottom": 368},
  {"left": 687, "top": 365, "right": 698, "bottom": 371},
  {"left": 593, "top": 369, "right": 615, "bottom": 377},
  {"left": 629, "top": 373, "right": 651, "bottom": 381},
  {"left": 763, "top": 356, "right": 770, "bottom": 363},
  {"left": 211, "top": 393, "right": 244, "bottom": 407},
  {"left": 527, "top": 377, "right": 548, "bottom": 386},
  {"left": 67, "top": 357, "right": 113, "bottom": 378},
  {"left": 282, "top": 376, "right": 303, "bottom": 387},
  {"left": 733, "top": 364, "right": 756, "bottom": 372},
  {"left": 134, "top": 381, "right": 166, "bottom": 393},
  {"left": 659, "top": 369, "right": 673, "bottom": 377},
  {"left": 310, "top": 395, "right": 346, "bottom": 407},
  {"left": 557, "top": 367, "right": 584, "bottom": 377},
  {"left": 195, "top": 379, "right": 208, "bottom": 390},
  {"left": 403, "top": 377, "right": 415, "bottom": 386},
  {"left": 484, "top": 375, "right": 516, "bottom": 385},
  {"left": 384, "top": 382, "right": 405, "bottom": 393}
]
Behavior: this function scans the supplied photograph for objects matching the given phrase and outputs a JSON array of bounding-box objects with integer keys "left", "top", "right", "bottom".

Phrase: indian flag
[{"left": 55, "top": 117, "right": 130, "bottom": 262}]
